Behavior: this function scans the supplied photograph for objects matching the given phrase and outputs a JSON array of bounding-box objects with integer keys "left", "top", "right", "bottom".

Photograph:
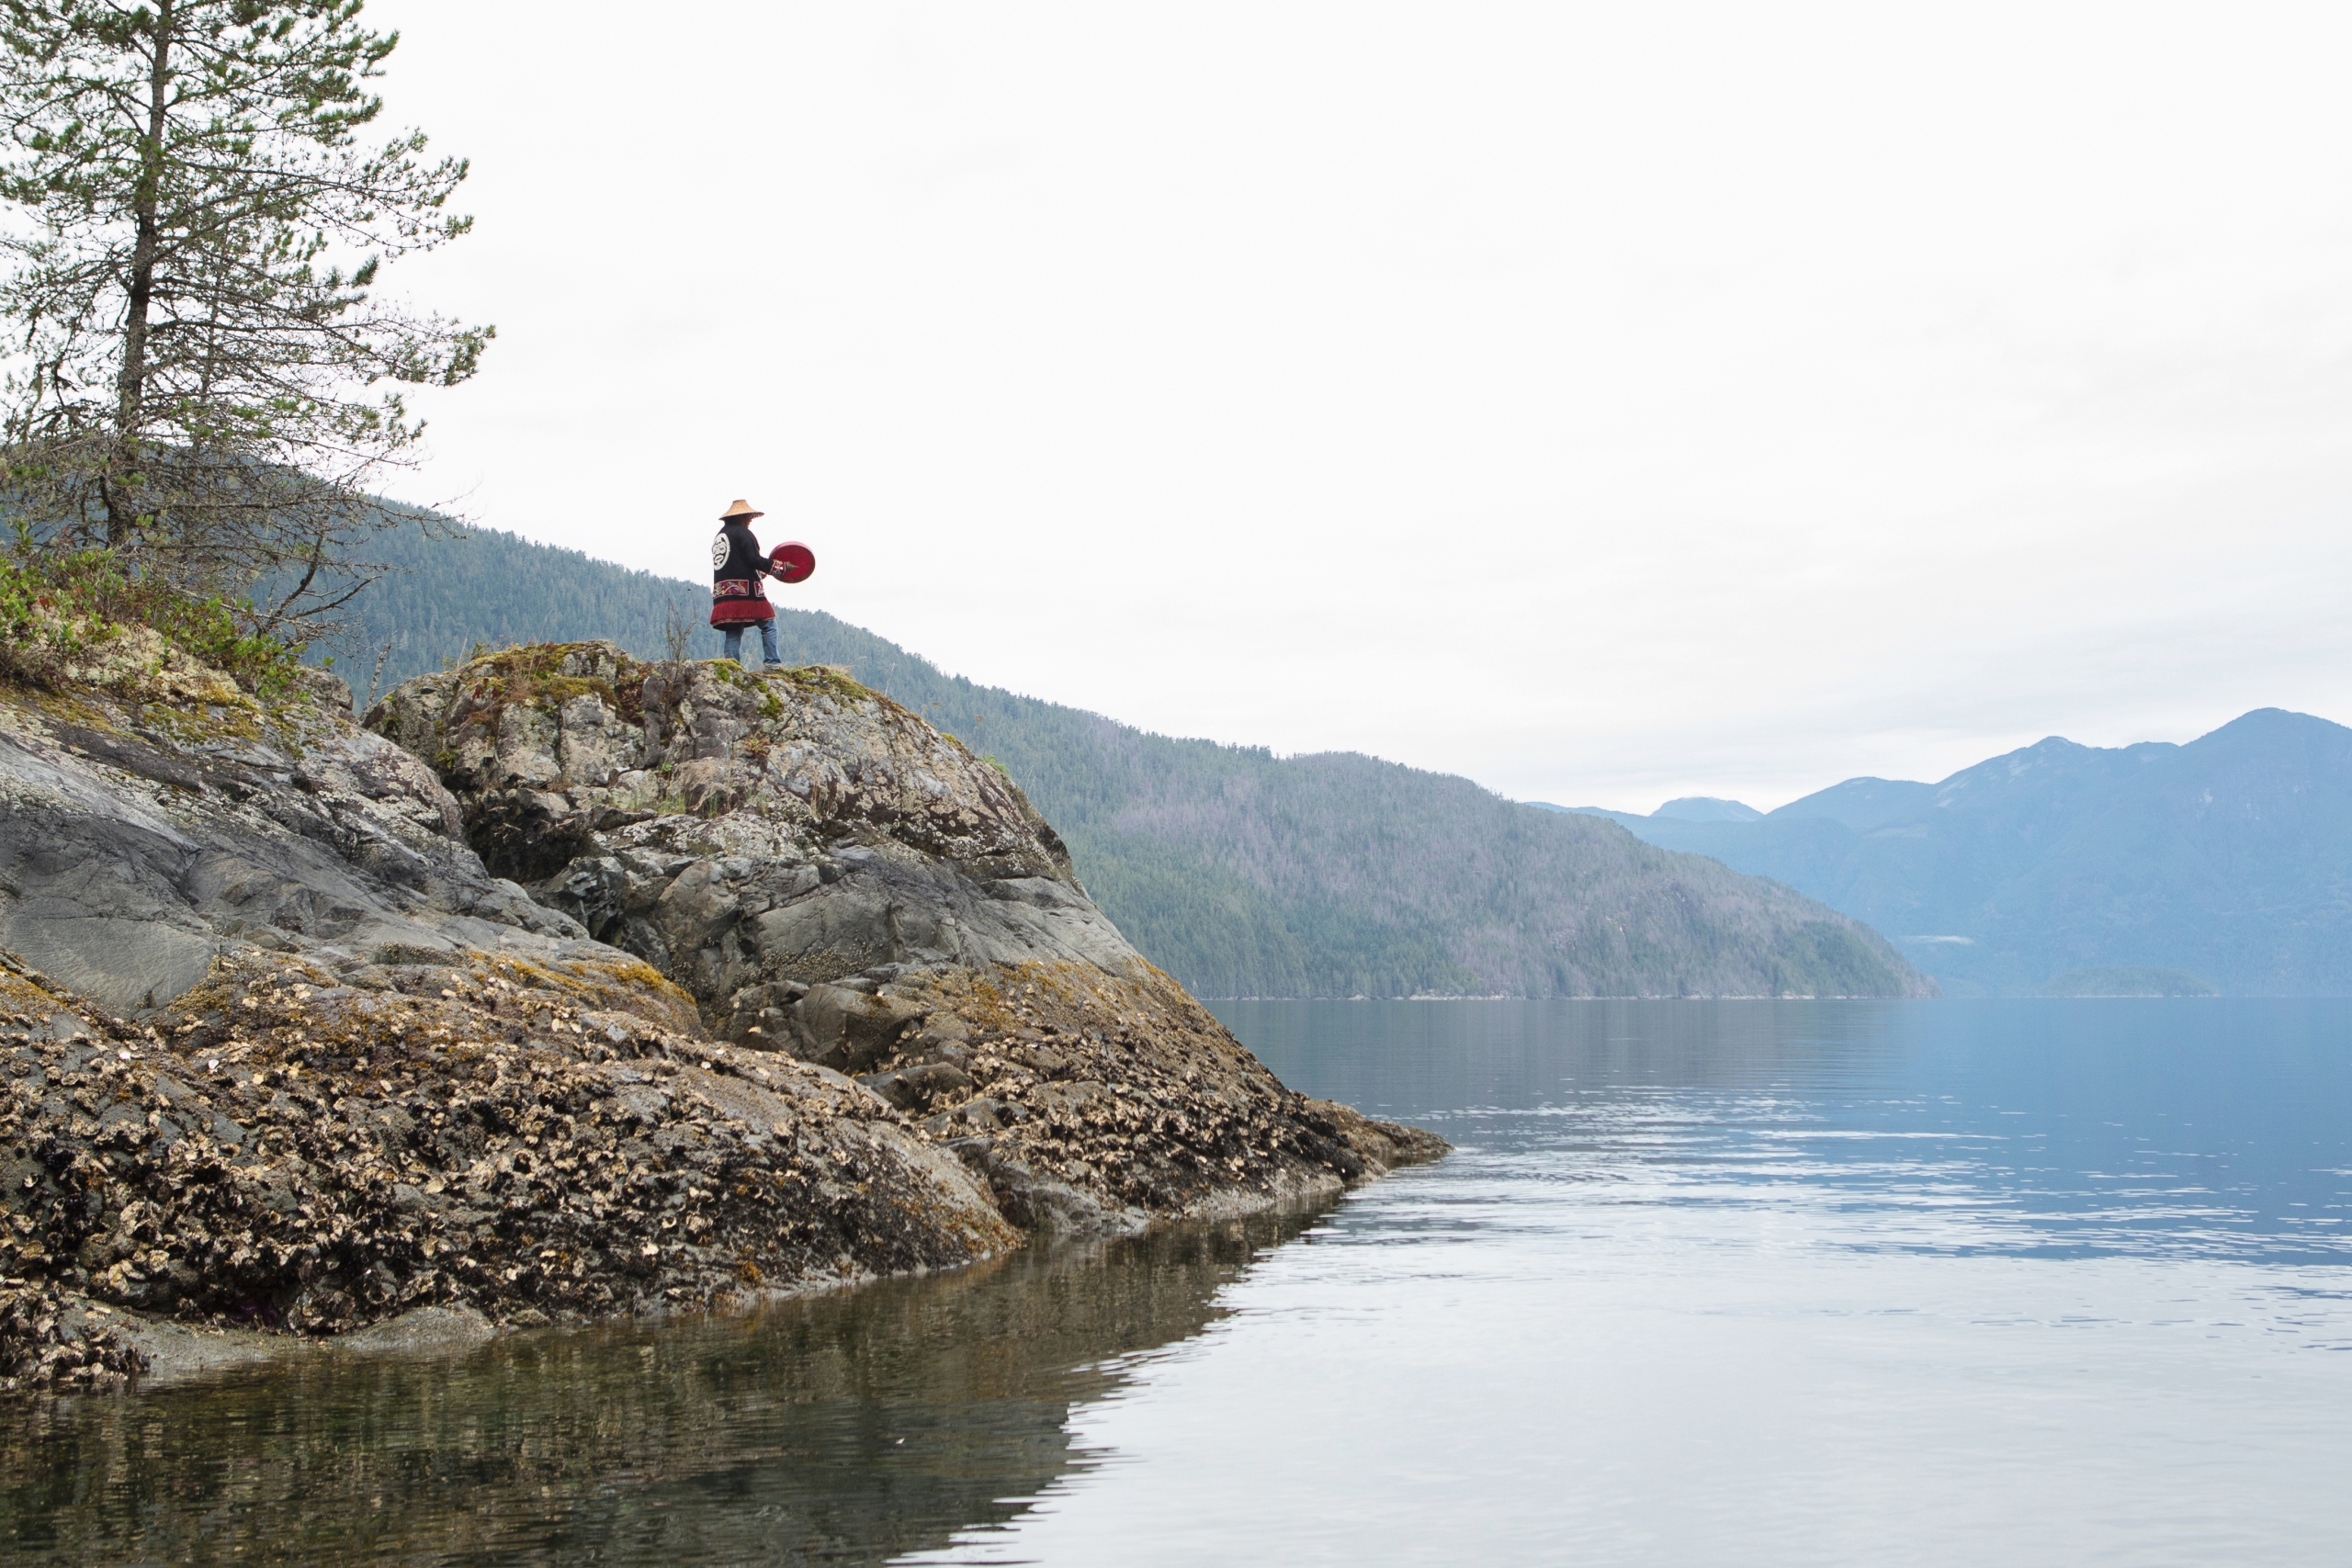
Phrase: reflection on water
[
  {"left": 903, "top": 999, "right": 2352, "bottom": 1566},
  {"left": 13, "top": 1000, "right": 2352, "bottom": 1568},
  {"left": 0, "top": 1212, "right": 1318, "bottom": 1566}
]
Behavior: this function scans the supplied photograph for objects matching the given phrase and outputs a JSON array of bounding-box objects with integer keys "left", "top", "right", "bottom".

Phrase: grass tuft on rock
[{"left": 0, "top": 538, "right": 303, "bottom": 698}]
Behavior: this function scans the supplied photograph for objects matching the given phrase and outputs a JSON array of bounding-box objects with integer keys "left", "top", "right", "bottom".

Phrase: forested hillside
[
  {"left": 323, "top": 518, "right": 1930, "bottom": 999},
  {"left": 314, "top": 513, "right": 714, "bottom": 705}
]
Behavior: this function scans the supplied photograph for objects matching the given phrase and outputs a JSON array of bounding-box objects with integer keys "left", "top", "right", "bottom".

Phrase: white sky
[{"left": 376, "top": 1, "right": 2352, "bottom": 812}]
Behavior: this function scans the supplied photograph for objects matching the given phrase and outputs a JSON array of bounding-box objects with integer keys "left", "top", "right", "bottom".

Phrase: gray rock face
[
  {"left": 366, "top": 645, "right": 1146, "bottom": 1035},
  {"left": 369, "top": 645, "right": 1446, "bottom": 1237},
  {"left": 0, "top": 674, "right": 647, "bottom": 1017}
]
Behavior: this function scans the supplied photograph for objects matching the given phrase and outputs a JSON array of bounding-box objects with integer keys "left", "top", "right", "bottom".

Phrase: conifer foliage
[{"left": 0, "top": 0, "right": 485, "bottom": 631}]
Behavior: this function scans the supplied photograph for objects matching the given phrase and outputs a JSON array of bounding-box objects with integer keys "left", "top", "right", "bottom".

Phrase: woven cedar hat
[{"left": 719, "top": 499, "right": 764, "bottom": 521}]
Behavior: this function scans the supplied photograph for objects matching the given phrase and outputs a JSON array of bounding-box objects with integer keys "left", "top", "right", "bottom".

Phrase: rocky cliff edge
[{"left": 0, "top": 639, "right": 1438, "bottom": 1388}]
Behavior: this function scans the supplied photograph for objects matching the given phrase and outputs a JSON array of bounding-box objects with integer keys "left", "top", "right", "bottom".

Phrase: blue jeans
[{"left": 721, "top": 619, "right": 780, "bottom": 668}]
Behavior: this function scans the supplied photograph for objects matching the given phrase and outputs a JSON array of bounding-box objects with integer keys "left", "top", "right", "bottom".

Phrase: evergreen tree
[{"left": 0, "top": 0, "right": 485, "bottom": 630}]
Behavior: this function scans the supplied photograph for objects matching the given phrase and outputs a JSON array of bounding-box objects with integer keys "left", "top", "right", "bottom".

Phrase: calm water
[{"left": 7, "top": 999, "right": 2351, "bottom": 1565}]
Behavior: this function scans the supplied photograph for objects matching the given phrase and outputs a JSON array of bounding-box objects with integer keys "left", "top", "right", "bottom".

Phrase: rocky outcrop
[
  {"left": 0, "top": 657, "right": 1023, "bottom": 1379},
  {"left": 364, "top": 649, "right": 1130, "bottom": 1010},
  {"left": 0, "top": 639, "right": 1441, "bottom": 1388},
  {"left": 367, "top": 644, "right": 1443, "bottom": 1235}
]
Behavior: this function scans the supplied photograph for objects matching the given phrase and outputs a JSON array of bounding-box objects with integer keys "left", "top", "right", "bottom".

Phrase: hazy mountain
[
  {"left": 1766, "top": 777, "right": 1936, "bottom": 832},
  {"left": 1533, "top": 796, "right": 1764, "bottom": 828},
  {"left": 1533, "top": 804, "right": 1758, "bottom": 827},
  {"left": 322, "top": 519, "right": 1932, "bottom": 1000},
  {"left": 1654, "top": 796, "right": 1765, "bottom": 822},
  {"left": 2039, "top": 967, "right": 2217, "bottom": 998},
  {"left": 1585, "top": 712, "right": 2352, "bottom": 995}
]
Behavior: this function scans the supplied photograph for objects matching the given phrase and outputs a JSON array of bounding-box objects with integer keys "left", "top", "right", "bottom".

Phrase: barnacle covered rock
[{"left": 0, "top": 947, "right": 1015, "bottom": 1375}]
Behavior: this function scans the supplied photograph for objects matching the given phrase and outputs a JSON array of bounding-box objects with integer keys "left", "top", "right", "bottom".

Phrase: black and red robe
[{"left": 710, "top": 519, "right": 776, "bottom": 626}]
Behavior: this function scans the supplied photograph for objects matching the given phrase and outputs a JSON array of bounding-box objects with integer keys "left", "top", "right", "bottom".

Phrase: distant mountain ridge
[
  {"left": 1572, "top": 712, "right": 2352, "bottom": 995},
  {"left": 322, "top": 519, "right": 1933, "bottom": 1001},
  {"left": 2039, "top": 967, "right": 2217, "bottom": 998},
  {"left": 1532, "top": 795, "right": 1762, "bottom": 827}
]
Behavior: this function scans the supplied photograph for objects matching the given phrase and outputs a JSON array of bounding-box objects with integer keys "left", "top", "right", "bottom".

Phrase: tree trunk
[{"left": 108, "top": 0, "right": 174, "bottom": 547}]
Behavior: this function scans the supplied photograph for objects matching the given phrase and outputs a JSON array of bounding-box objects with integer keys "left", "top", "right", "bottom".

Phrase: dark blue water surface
[
  {"left": 8, "top": 1000, "right": 2351, "bottom": 1566},
  {"left": 1225, "top": 998, "right": 2352, "bottom": 1265}
]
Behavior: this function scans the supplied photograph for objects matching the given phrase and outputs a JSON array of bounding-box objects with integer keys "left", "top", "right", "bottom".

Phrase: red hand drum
[{"left": 769, "top": 542, "right": 816, "bottom": 583}]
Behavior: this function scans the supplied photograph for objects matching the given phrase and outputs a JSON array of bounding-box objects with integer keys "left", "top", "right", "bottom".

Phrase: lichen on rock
[{"left": 367, "top": 644, "right": 1094, "bottom": 971}]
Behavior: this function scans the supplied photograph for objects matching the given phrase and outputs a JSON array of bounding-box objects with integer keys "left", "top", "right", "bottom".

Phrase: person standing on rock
[{"left": 710, "top": 499, "right": 787, "bottom": 667}]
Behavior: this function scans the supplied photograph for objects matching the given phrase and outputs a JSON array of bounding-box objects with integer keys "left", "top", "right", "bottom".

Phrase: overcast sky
[{"left": 376, "top": 2, "right": 2352, "bottom": 811}]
